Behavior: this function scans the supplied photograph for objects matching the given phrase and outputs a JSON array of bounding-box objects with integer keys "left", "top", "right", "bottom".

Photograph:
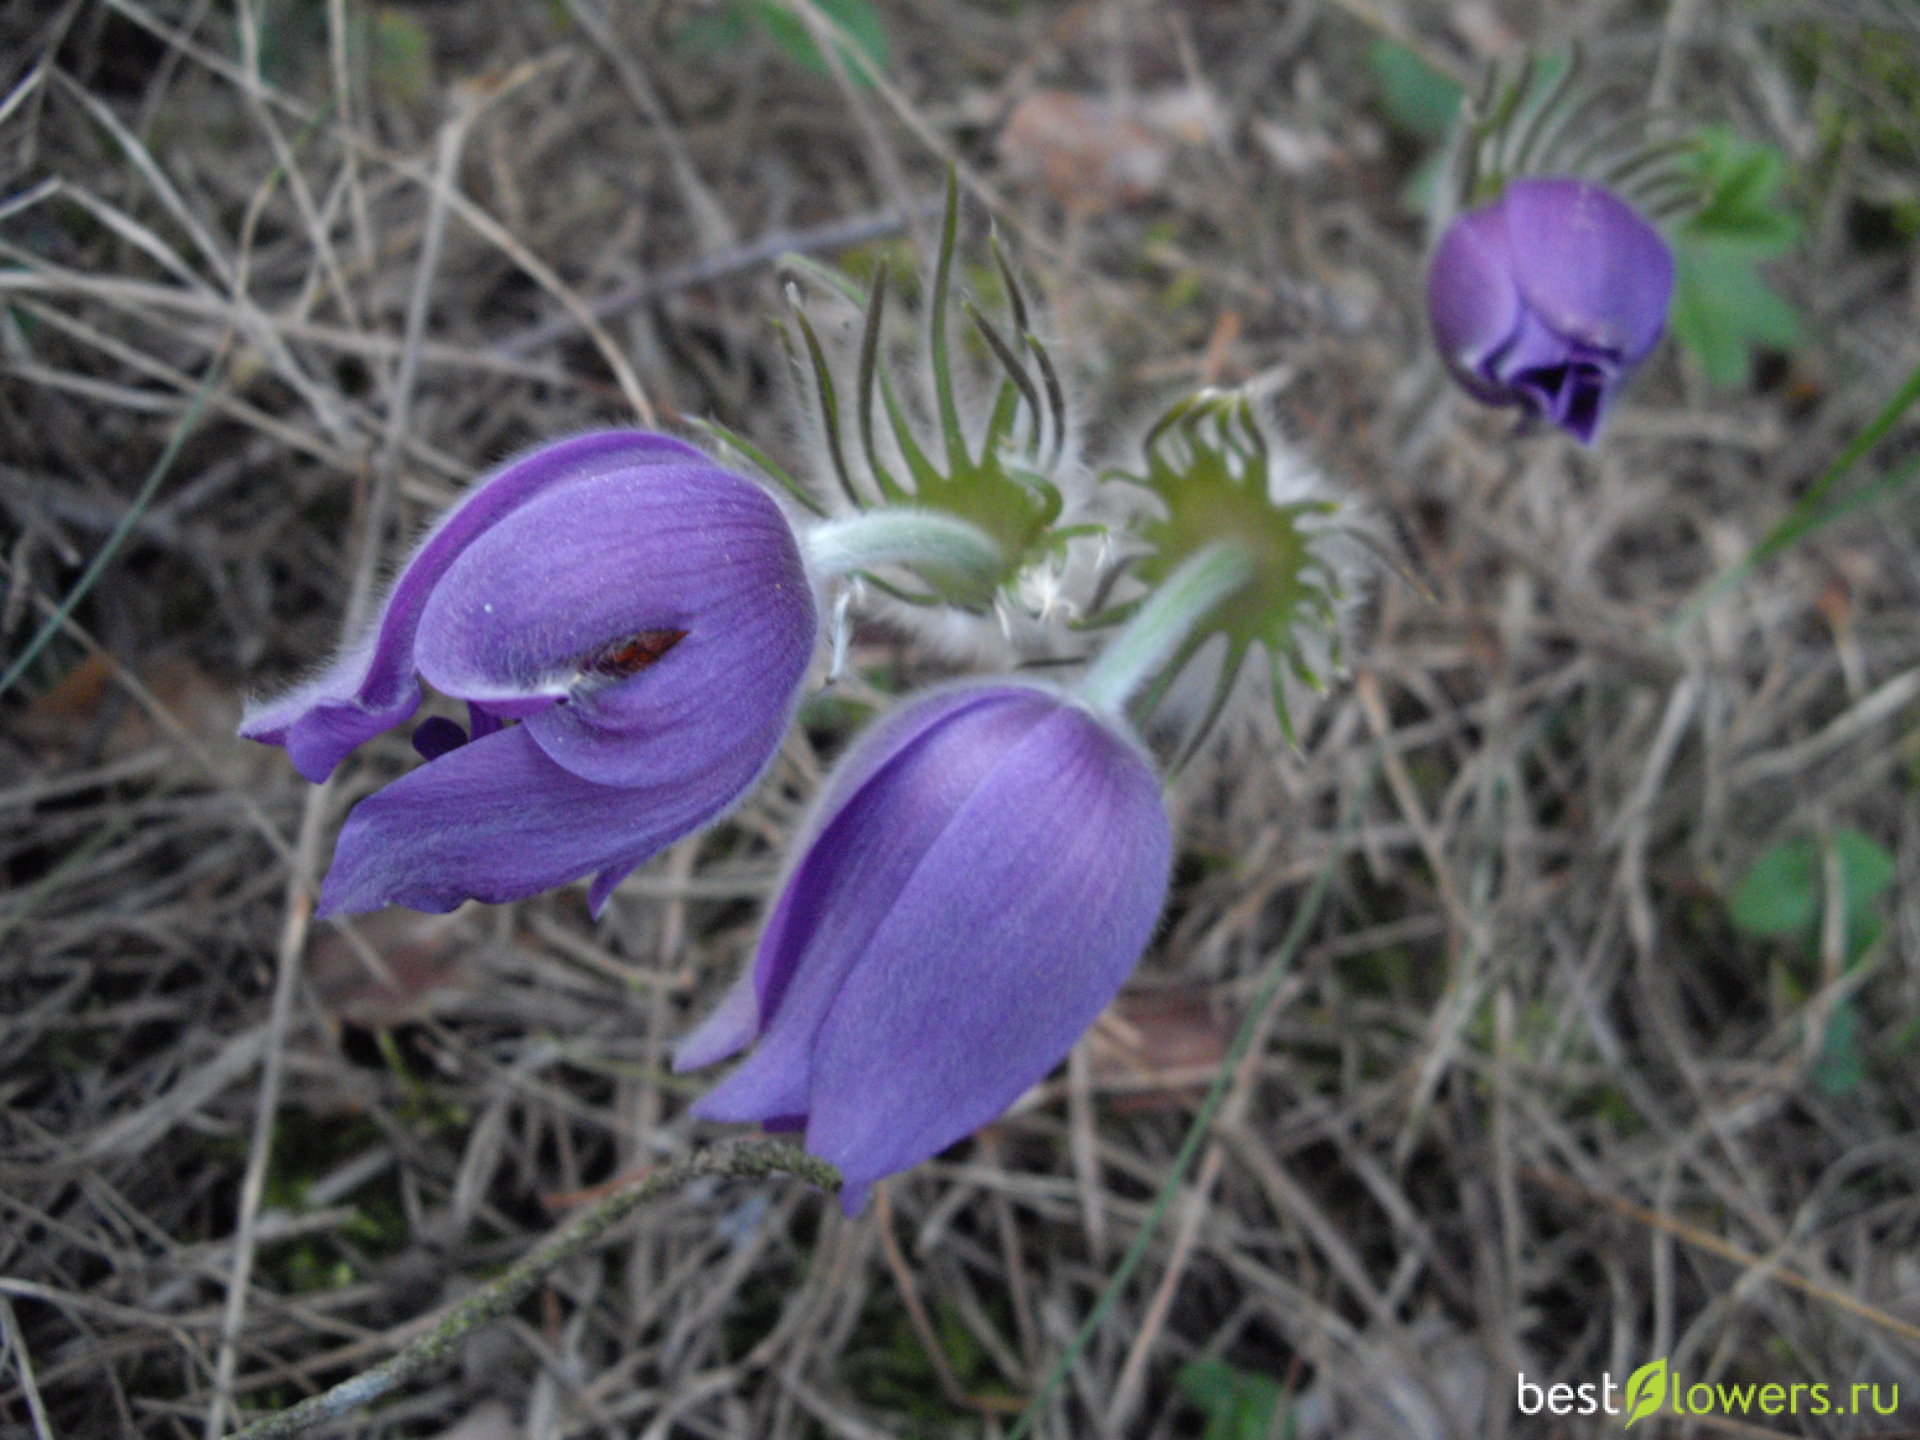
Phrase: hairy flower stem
[
  {"left": 1076, "top": 542, "right": 1254, "bottom": 719},
  {"left": 803, "top": 508, "right": 1004, "bottom": 589},
  {"left": 226, "top": 1142, "right": 840, "bottom": 1440}
]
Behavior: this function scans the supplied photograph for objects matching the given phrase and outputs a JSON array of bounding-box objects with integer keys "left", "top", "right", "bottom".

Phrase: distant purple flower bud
[
  {"left": 240, "top": 431, "right": 816, "bottom": 918},
  {"left": 1428, "top": 176, "right": 1674, "bottom": 442},
  {"left": 674, "top": 683, "right": 1171, "bottom": 1214}
]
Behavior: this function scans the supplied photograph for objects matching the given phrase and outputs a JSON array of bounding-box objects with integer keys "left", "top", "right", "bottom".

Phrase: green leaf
[
  {"left": 1814, "top": 1000, "right": 1866, "bottom": 1096},
  {"left": 1178, "top": 1358, "right": 1288, "bottom": 1440},
  {"left": 1832, "top": 828, "right": 1898, "bottom": 913},
  {"left": 755, "top": 0, "right": 888, "bottom": 83},
  {"left": 1623, "top": 1358, "right": 1668, "bottom": 1428},
  {"left": 1669, "top": 240, "right": 1802, "bottom": 388},
  {"left": 1680, "top": 126, "right": 1800, "bottom": 256},
  {"left": 1666, "top": 126, "right": 1804, "bottom": 387},
  {"left": 1836, "top": 828, "right": 1896, "bottom": 961},
  {"left": 1729, "top": 829, "right": 1897, "bottom": 961},
  {"left": 1730, "top": 835, "right": 1821, "bottom": 939},
  {"left": 1367, "top": 39, "right": 1463, "bottom": 139}
]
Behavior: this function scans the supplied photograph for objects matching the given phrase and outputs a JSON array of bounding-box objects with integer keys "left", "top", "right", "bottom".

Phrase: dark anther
[{"left": 585, "top": 628, "right": 689, "bottom": 680}]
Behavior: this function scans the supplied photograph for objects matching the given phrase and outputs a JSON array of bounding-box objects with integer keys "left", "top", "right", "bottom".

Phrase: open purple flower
[
  {"left": 240, "top": 431, "right": 816, "bottom": 918},
  {"left": 1428, "top": 176, "right": 1674, "bottom": 442},
  {"left": 674, "top": 683, "right": 1171, "bottom": 1214}
]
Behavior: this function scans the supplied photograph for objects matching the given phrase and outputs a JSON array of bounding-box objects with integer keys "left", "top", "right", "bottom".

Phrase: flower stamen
[{"left": 585, "top": 629, "right": 689, "bottom": 681}]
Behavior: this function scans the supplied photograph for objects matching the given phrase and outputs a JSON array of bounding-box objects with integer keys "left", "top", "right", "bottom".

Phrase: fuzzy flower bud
[
  {"left": 1428, "top": 176, "right": 1674, "bottom": 442},
  {"left": 674, "top": 683, "right": 1171, "bottom": 1213}
]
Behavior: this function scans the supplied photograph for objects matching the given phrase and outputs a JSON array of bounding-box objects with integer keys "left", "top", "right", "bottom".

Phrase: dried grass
[{"left": 3, "top": 1, "right": 1918, "bottom": 1437}]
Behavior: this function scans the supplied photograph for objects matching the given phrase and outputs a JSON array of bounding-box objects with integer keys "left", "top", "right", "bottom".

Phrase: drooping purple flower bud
[
  {"left": 674, "top": 683, "right": 1171, "bottom": 1214},
  {"left": 240, "top": 431, "right": 816, "bottom": 918},
  {"left": 1428, "top": 176, "right": 1674, "bottom": 443}
]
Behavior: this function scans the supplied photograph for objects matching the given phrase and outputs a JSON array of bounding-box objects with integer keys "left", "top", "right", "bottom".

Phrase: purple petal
[
  {"left": 1502, "top": 177, "right": 1674, "bottom": 364},
  {"left": 467, "top": 705, "right": 505, "bottom": 742},
  {"left": 240, "top": 432, "right": 708, "bottom": 782},
  {"left": 683, "top": 686, "right": 1172, "bottom": 1216},
  {"left": 669, "top": 690, "right": 1016, "bottom": 1073},
  {"left": 809, "top": 706, "right": 1169, "bottom": 1213},
  {"left": 674, "top": 967, "right": 764, "bottom": 1073},
  {"left": 1427, "top": 202, "right": 1523, "bottom": 400},
  {"left": 316, "top": 721, "right": 755, "bottom": 918},
  {"left": 412, "top": 464, "right": 815, "bottom": 790},
  {"left": 1485, "top": 308, "right": 1617, "bottom": 444},
  {"left": 686, "top": 688, "right": 1060, "bottom": 1117},
  {"left": 746, "top": 685, "right": 1024, "bottom": 1012}
]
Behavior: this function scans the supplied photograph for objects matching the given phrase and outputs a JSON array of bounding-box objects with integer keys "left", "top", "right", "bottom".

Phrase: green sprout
[
  {"left": 1445, "top": 46, "right": 1706, "bottom": 224},
  {"left": 699, "top": 170, "right": 1085, "bottom": 613}
]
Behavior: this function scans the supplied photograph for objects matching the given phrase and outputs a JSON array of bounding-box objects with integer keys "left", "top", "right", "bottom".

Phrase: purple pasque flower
[
  {"left": 240, "top": 431, "right": 816, "bottom": 918},
  {"left": 674, "top": 683, "right": 1171, "bottom": 1214},
  {"left": 1428, "top": 176, "right": 1674, "bottom": 443}
]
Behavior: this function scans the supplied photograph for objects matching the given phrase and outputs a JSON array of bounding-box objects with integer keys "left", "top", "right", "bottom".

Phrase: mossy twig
[{"left": 228, "top": 1141, "right": 840, "bottom": 1439}]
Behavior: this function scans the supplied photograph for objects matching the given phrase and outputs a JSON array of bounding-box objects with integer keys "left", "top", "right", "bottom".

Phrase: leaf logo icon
[{"left": 1623, "top": 1359, "right": 1668, "bottom": 1428}]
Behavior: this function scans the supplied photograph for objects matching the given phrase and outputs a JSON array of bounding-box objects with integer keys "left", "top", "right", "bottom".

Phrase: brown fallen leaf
[
  {"left": 15, "top": 650, "right": 116, "bottom": 749},
  {"left": 1088, "top": 989, "right": 1234, "bottom": 1113},
  {"left": 15, "top": 649, "right": 273, "bottom": 783}
]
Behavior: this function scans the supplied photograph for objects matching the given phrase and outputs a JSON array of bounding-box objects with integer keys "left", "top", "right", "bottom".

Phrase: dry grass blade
[
  {"left": 0, "top": 1295, "right": 58, "bottom": 1440},
  {"left": 1525, "top": 1168, "right": 1920, "bottom": 1351}
]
